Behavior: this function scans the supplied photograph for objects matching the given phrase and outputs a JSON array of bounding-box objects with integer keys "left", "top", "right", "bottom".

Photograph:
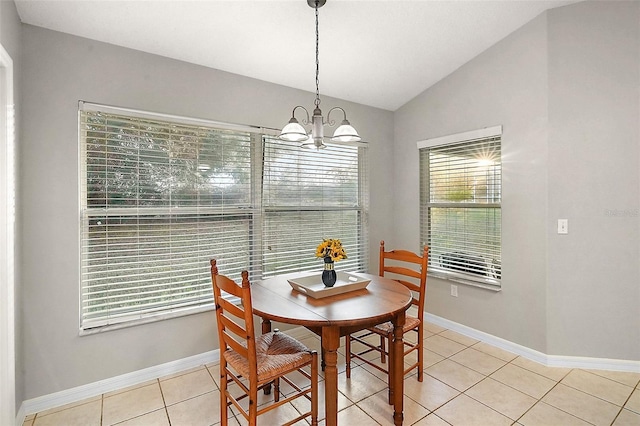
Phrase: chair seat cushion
[
  {"left": 224, "top": 331, "right": 313, "bottom": 382},
  {"left": 370, "top": 315, "right": 421, "bottom": 336}
]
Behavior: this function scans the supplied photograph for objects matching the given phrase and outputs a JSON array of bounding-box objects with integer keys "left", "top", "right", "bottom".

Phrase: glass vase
[{"left": 322, "top": 256, "right": 337, "bottom": 287}]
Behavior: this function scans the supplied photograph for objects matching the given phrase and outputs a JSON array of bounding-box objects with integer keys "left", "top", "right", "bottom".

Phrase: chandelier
[{"left": 278, "top": 0, "right": 361, "bottom": 150}]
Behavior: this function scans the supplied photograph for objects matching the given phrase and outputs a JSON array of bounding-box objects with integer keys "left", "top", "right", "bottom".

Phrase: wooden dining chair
[
  {"left": 345, "top": 241, "right": 429, "bottom": 391},
  {"left": 210, "top": 259, "right": 318, "bottom": 426}
]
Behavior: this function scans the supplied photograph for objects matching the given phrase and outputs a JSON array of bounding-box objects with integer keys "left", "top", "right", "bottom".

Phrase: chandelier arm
[
  {"left": 325, "top": 106, "right": 347, "bottom": 127},
  {"left": 292, "top": 105, "right": 312, "bottom": 126}
]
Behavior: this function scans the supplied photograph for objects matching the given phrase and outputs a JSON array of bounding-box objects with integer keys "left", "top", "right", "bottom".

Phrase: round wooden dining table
[{"left": 251, "top": 272, "right": 413, "bottom": 426}]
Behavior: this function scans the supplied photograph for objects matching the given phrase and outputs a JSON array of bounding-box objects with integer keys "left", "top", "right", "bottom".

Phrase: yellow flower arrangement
[{"left": 315, "top": 238, "right": 347, "bottom": 262}]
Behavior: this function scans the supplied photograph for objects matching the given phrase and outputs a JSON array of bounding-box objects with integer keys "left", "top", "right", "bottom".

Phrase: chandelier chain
[
  {"left": 278, "top": 0, "right": 360, "bottom": 147},
  {"left": 314, "top": 2, "right": 321, "bottom": 108}
]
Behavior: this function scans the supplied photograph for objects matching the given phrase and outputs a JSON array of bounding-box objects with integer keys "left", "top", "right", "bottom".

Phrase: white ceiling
[{"left": 14, "top": 0, "right": 578, "bottom": 111}]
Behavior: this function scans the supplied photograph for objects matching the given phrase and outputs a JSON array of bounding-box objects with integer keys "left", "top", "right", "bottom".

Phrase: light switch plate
[{"left": 558, "top": 219, "right": 568, "bottom": 234}]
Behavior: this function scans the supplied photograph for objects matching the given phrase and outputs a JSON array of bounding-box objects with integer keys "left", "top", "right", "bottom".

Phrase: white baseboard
[
  {"left": 15, "top": 316, "right": 640, "bottom": 425},
  {"left": 424, "top": 313, "right": 640, "bottom": 373},
  {"left": 284, "top": 317, "right": 639, "bottom": 373},
  {"left": 16, "top": 349, "right": 220, "bottom": 425}
]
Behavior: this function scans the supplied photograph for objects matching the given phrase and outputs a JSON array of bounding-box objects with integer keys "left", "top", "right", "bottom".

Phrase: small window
[{"left": 418, "top": 126, "right": 502, "bottom": 288}]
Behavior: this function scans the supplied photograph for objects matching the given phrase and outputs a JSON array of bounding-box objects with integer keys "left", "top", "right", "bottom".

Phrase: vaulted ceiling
[{"left": 15, "top": 0, "right": 579, "bottom": 111}]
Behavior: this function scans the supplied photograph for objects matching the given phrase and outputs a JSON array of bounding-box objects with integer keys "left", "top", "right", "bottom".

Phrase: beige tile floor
[{"left": 22, "top": 321, "right": 640, "bottom": 426}]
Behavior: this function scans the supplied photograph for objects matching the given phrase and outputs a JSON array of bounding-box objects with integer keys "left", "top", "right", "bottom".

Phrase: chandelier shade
[
  {"left": 331, "top": 119, "right": 360, "bottom": 143},
  {"left": 280, "top": 117, "right": 309, "bottom": 142},
  {"left": 278, "top": 0, "right": 362, "bottom": 150}
]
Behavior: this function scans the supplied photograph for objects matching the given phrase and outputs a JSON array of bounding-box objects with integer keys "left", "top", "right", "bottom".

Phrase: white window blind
[
  {"left": 80, "top": 103, "right": 369, "bottom": 330},
  {"left": 80, "top": 105, "right": 258, "bottom": 329},
  {"left": 418, "top": 127, "right": 502, "bottom": 287},
  {"left": 262, "top": 138, "right": 369, "bottom": 276}
]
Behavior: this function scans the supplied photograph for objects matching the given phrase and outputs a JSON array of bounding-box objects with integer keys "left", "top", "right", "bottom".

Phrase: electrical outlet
[{"left": 450, "top": 284, "right": 458, "bottom": 297}]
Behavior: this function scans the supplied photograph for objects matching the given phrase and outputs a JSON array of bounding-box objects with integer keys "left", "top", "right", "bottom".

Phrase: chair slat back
[
  {"left": 379, "top": 241, "right": 429, "bottom": 316},
  {"left": 210, "top": 259, "right": 256, "bottom": 372}
]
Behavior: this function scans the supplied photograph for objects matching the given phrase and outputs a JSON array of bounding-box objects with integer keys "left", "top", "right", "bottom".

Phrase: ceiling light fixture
[{"left": 278, "top": 0, "right": 361, "bottom": 150}]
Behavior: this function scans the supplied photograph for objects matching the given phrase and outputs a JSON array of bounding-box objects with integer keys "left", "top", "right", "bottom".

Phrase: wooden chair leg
[
  {"left": 345, "top": 335, "right": 352, "bottom": 378},
  {"left": 386, "top": 332, "right": 393, "bottom": 404},
  {"left": 274, "top": 377, "right": 280, "bottom": 402},
  {"left": 220, "top": 362, "right": 229, "bottom": 426},
  {"left": 261, "top": 319, "right": 273, "bottom": 395},
  {"left": 249, "top": 384, "right": 258, "bottom": 426},
  {"left": 417, "top": 327, "right": 424, "bottom": 381},
  {"left": 311, "top": 354, "right": 319, "bottom": 426},
  {"left": 380, "top": 335, "right": 386, "bottom": 363}
]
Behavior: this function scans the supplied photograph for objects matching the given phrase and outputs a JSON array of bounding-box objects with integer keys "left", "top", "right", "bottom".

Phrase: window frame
[
  {"left": 417, "top": 126, "right": 502, "bottom": 290},
  {"left": 78, "top": 102, "right": 369, "bottom": 333}
]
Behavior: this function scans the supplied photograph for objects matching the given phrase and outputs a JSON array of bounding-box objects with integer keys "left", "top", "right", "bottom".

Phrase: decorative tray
[{"left": 288, "top": 272, "right": 371, "bottom": 299}]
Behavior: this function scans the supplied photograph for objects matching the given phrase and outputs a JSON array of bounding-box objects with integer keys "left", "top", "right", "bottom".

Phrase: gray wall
[
  {"left": 1, "top": 0, "right": 23, "bottom": 413},
  {"left": 546, "top": 1, "right": 640, "bottom": 359},
  {"left": 19, "top": 25, "right": 393, "bottom": 399},
  {"left": 394, "top": 6, "right": 550, "bottom": 354},
  {"left": 394, "top": 0, "right": 640, "bottom": 360}
]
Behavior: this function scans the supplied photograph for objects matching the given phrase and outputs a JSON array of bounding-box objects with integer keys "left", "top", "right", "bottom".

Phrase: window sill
[
  {"left": 428, "top": 271, "right": 501, "bottom": 292},
  {"left": 79, "top": 304, "right": 215, "bottom": 336}
]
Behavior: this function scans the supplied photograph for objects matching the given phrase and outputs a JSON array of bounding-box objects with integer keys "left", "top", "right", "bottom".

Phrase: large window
[
  {"left": 80, "top": 102, "right": 368, "bottom": 331},
  {"left": 418, "top": 126, "right": 501, "bottom": 288}
]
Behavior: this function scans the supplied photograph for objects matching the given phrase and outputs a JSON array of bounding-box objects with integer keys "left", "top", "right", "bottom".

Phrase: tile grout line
[
  {"left": 510, "top": 364, "right": 637, "bottom": 426},
  {"left": 609, "top": 379, "right": 640, "bottom": 426},
  {"left": 156, "top": 378, "right": 172, "bottom": 426},
  {"left": 510, "top": 371, "right": 576, "bottom": 426},
  {"left": 463, "top": 338, "right": 545, "bottom": 422},
  {"left": 460, "top": 375, "right": 518, "bottom": 423},
  {"left": 560, "top": 370, "right": 638, "bottom": 405},
  {"left": 443, "top": 344, "right": 578, "bottom": 426},
  {"left": 353, "top": 392, "right": 384, "bottom": 426},
  {"left": 420, "top": 330, "right": 533, "bottom": 424},
  {"left": 433, "top": 326, "right": 640, "bottom": 424},
  {"left": 417, "top": 333, "right": 483, "bottom": 420}
]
